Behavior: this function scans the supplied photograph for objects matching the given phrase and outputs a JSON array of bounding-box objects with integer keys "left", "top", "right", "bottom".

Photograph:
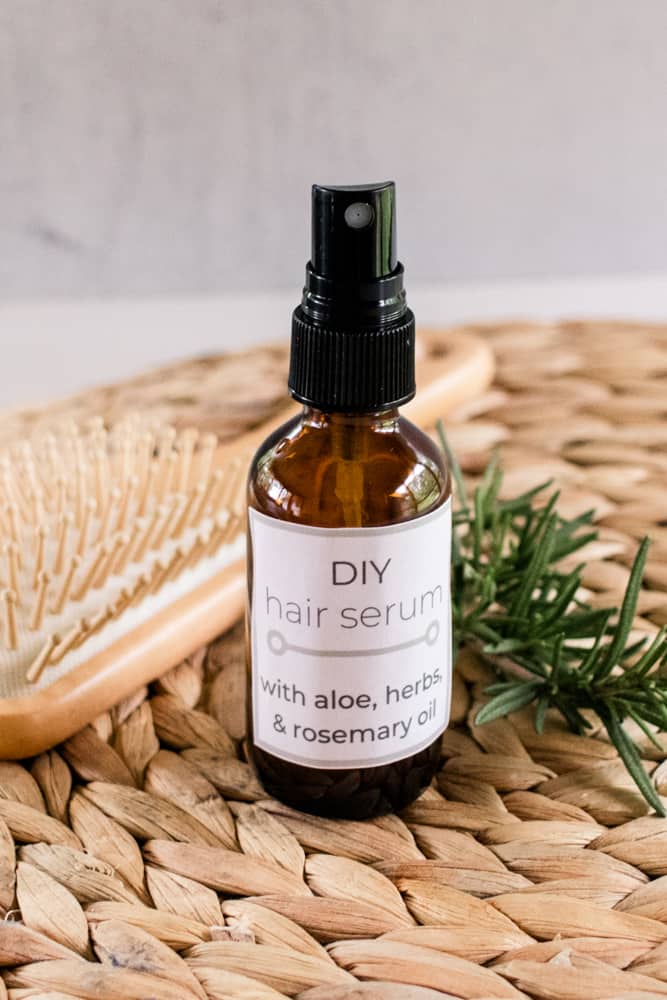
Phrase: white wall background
[{"left": 2, "top": 0, "right": 667, "bottom": 299}]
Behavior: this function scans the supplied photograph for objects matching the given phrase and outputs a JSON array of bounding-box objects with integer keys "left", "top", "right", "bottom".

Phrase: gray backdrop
[{"left": 2, "top": 0, "right": 666, "bottom": 297}]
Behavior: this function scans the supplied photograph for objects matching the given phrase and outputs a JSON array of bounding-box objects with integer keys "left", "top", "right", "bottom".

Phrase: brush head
[{"left": 0, "top": 415, "right": 246, "bottom": 697}]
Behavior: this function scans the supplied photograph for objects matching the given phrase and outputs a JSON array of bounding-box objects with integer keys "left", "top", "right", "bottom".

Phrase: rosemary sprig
[{"left": 438, "top": 421, "right": 667, "bottom": 815}]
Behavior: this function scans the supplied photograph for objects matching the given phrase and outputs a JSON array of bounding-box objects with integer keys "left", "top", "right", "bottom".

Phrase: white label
[{"left": 249, "top": 499, "right": 452, "bottom": 769}]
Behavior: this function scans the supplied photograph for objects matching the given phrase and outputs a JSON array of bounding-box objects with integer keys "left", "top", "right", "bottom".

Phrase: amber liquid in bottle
[{"left": 247, "top": 407, "right": 450, "bottom": 818}]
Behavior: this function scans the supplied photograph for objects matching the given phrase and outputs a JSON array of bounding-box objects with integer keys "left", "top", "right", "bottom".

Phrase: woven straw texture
[{"left": 2, "top": 320, "right": 667, "bottom": 1000}]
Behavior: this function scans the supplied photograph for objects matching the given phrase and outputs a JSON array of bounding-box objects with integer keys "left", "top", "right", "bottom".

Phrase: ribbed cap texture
[{"left": 288, "top": 308, "right": 416, "bottom": 411}]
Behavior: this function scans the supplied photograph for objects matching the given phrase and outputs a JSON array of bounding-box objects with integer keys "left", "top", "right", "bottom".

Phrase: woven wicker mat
[{"left": 2, "top": 320, "right": 667, "bottom": 1000}]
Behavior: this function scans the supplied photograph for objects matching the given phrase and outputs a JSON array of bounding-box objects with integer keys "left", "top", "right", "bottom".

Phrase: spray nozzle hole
[{"left": 344, "top": 202, "right": 375, "bottom": 230}]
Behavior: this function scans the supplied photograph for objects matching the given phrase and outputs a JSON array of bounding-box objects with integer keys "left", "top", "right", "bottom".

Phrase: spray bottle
[{"left": 247, "top": 181, "right": 452, "bottom": 818}]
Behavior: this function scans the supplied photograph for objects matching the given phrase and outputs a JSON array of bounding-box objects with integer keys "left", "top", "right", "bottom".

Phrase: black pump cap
[
  {"left": 288, "top": 181, "right": 415, "bottom": 412},
  {"left": 311, "top": 182, "right": 397, "bottom": 282}
]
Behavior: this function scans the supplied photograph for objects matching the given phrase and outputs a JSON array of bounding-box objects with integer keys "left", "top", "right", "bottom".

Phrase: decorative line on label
[{"left": 267, "top": 619, "right": 440, "bottom": 658}]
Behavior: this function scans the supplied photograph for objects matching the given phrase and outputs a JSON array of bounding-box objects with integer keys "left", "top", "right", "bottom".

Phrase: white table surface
[{"left": 1, "top": 274, "right": 666, "bottom": 411}]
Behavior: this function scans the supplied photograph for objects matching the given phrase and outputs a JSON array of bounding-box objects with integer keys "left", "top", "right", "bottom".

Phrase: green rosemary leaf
[
  {"left": 549, "top": 634, "right": 564, "bottom": 691},
  {"left": 598, "top": 704, "right": 666, "bottom": 817},
  {"left": 479, "top": 455, "right": 503, "bottom": 520},
  {"left": 510, "top": 514, "right": 557, "bottom": 620},
  {"left": 629, "top": 628, "right": 667, "bottom": 678},
  {"left": 483, "top": 637, "right": 535, "bottom": 655},
  {"left": 436, "top": 419, "right": 468, "bottom": 509},
  {"left": 552, "top": 529, "right": 599, "bottom": 561},
  {"left": 497, "top": 651, "right": 550, "bottom": 679},
  {"left": 538, "top": 567, "right": 584, "bottom": 628},
  {"left": 475, "top": 681, "right": 544, "bottom": 725},
  {"left": 497, "top": 480, "right": 552, "bottom": 513},
  {"left": 473, "top": 487, "right": 485, "bottom": 565},
  {"left": 553, "top": 608, "right": 611, "bottom": 638},
  {"left": 556, "top": 508, "right": 596, "bottom": 533},
  {"left": 482, "top": 613, "right": 539, "bottom": 629},
  {"left": 639, "top": 704, "right": 667, "bottom": 730},
  {"left": 535, "top": 695, "right": 549, "bottom": 734},
  {"left": 552, "top": 512, "right": 596, "bottom": 554},
  {"left": 621, "top": 635, "right": 651, "bottom": 661},
  {"left": 484, "top": 680, "right": 521, "bottom": 695},
  {"left": 466, "top": 620, "right": 504, "bottom": 643},
  {"left": 626, "top": 706, "right": 667, "bottom": 752},
  {"left": 527, "top": 491, "right": 561, "bottom": 546},
  {"left": 595, "top": 537, "right": 651, "bottom": 676},
  {"left": 555, "top": 698, "right": 593, "bottom": 736},
  {"left": 578, "top": 610, "right": 614, "bottom": 677}
]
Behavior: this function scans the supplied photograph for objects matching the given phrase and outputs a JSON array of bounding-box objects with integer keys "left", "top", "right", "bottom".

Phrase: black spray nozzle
[
  {"left": 311, "top": 181, "right": 397, "bottom": 282},
  {"left": 289, "top": 179, "right": 415, "bottom": 411},
  {"left": 302, "top": 180, "right": 407, "bottom": 328}
]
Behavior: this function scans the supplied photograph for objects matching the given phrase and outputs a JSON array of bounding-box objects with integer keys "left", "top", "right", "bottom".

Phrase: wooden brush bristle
[{"left": 0, "top": 416, "right": 246, "bottom": 687}]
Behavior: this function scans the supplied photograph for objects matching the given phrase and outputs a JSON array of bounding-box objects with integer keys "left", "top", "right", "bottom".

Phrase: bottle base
[{"left": 251, "top": 741, "right": 440, "bottom": 820}]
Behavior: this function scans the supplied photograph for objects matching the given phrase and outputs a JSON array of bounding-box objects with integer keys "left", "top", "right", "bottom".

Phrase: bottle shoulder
[{"left": 248, "top": 412, "right": 450, "bottom": 527}]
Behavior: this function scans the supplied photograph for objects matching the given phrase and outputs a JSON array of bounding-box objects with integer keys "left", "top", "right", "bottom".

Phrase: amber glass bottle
[{"left": 247, "top": 182, "right": 452, "bottom": 819}]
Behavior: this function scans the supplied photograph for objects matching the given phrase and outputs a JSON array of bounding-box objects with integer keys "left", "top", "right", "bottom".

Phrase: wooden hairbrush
[{"left": 0, "top": 328, "right": 493, "bottom": 758}]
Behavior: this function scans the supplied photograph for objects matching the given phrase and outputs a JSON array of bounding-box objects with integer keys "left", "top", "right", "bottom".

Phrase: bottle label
[{"left": 249, "top": 498, "right": 452, "bottom": 769}]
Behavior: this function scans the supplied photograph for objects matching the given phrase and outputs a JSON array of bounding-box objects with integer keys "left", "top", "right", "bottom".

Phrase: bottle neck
[
  {"left": 300, "top": 406, "right": 400, "bottom": 465},
  {"left": 301, "top": 263, "right": 408, "bottom": 327},
  {"left": 301, "top": 406, "right": 400, "bottom": 432}
]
